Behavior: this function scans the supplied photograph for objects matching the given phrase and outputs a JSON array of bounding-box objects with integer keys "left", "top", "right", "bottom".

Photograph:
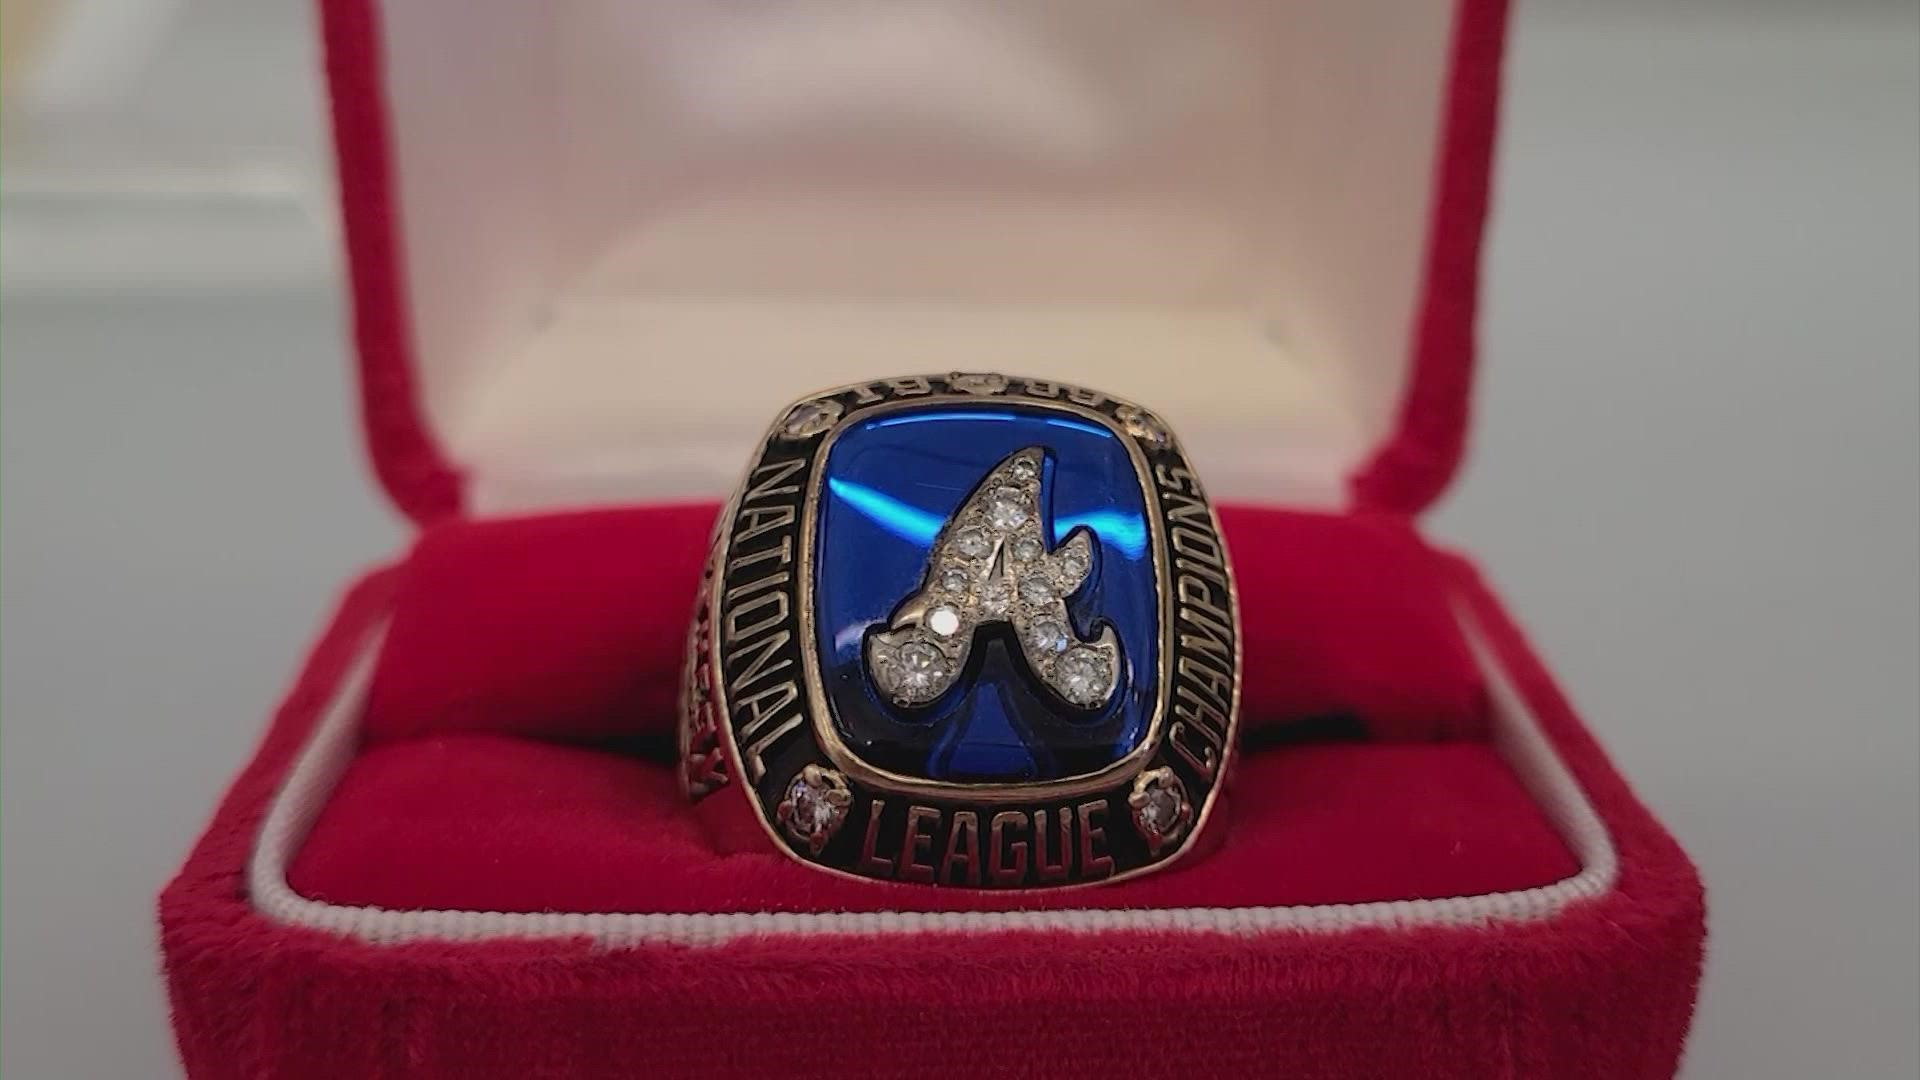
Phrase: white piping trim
[{"left": 249, "top": 607, "right": 1619, "bottom": 948}]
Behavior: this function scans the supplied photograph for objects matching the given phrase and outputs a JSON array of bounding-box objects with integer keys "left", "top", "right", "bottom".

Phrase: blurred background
[{"left": 2, "top": 1, "right": 1916, "bottom": 1077}]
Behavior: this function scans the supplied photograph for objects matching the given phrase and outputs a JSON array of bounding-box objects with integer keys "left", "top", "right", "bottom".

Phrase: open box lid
[{"left": 319, "top": 0, "right": 1507, "bottom": 523}]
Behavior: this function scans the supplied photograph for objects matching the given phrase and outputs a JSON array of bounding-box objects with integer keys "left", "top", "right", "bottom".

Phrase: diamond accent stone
[
  {"left": 979, "top": 580, "right": 1012, "bottom": 617},
  {"left": 776, "top": 765, "right": 851, "bottom": 853},
  {"left": 985, "top": 487, "right": 1029, "bottom": 530},
  {"left": 926, "top": 605, "right": 962, "bottom": 637},
  {"left": 1029, "top": 619, "right": 1069, "bottom": 654},
  {"left": 1049, "top": 531, "right": 1095, "bottom": 595},
  {"left": 1137, "top": 787, "right": 1178, "bottom": 831},
  {"left": 1019, "top": 574, "right": 1055, "bottom": 605},
  {"left": 1115, "top": 404, "right": 1170, "bottom": 448},
  {"left": 949, "top": 372, "right": 1009, "bottom": 395},
  {"left": 1009, "top": 457, "right": 1038, "bottom": 481},
  {"left": 952, "top": 527, "right": 992, "bottom": 559},
  {"left": 1010, "top": 535, "right": 1043, "bottom": 563},
  {"left": 1127, "top": 767, "right": 1190, "bottom": 854},
  {"left": 1057, "top": 549, "right": 1089, "bottom": 583},
  {"left": 938, "top": 565, "right": 973, "bottom": 593},
  {"left": 778, "top": 399, "right": 843, "bottom": 440},
  {"left": 1055, "top": 648, "right": 1112, "bottom": 706},
  {"left": 787, "top": 778, "right": 836, "bottom": 831},
  {"left": 882, "top": 638, "right": 951, "bottom": 703}
]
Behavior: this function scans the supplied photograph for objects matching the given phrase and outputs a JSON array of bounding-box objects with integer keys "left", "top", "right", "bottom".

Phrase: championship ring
[{"left": 680, "top": 374, "right": 1240, "bottom": 889}]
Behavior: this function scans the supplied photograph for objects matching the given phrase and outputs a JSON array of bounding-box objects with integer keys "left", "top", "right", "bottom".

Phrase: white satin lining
[{"left": 372, "top": 0, "right": 1461, "bottom": 513}]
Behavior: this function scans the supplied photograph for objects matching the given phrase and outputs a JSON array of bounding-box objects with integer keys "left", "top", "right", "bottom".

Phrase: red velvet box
[{"left": 161, "top": 2, "right": 1705, "bottom": 1076}]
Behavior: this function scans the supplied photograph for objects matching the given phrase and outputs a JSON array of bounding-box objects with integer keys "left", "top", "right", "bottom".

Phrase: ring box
[{"left": 160, "top": 2, "right": 1705, "bottom": 1076}]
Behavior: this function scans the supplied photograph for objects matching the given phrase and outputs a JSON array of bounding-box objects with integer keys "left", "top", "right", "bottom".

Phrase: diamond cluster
[{"left": 866, "top": 446, "right": 1122, "bottom": 711}]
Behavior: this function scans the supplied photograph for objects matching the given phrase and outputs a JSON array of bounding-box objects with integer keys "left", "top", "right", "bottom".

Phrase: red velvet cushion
[
  {"left": 362, "top": 503, "right": 719, "bottom": 744},
  {"left": 362, "top": 504, "right": 1489, "bottom": 744},
  {"left": 304, "top": 503, "right": 1544, "bottom": 914},
  {"left": 290, "top": 733, "right": 1576, "bottom": 913}
]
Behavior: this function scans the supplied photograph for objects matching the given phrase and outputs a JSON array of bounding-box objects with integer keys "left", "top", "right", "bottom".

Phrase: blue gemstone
[{"left": 813, "top": 404, "right": 1157, "bottom": 783}]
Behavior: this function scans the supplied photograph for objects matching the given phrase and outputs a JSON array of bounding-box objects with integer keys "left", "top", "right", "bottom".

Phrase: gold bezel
[{"left": 696, "top": 373, "right": 1244, "bottom": 890}]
